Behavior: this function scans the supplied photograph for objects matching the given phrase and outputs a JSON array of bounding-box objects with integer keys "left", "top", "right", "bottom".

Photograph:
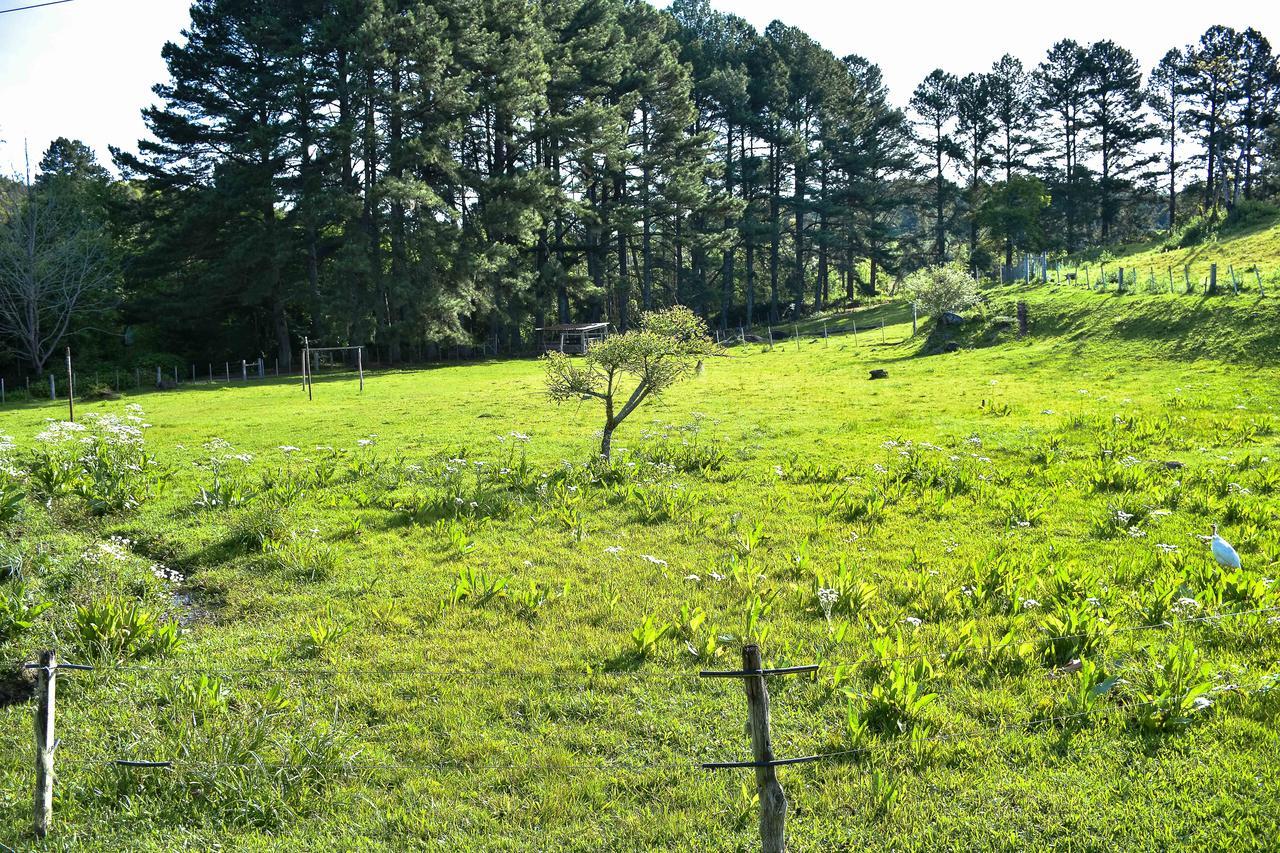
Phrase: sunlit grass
[{"left": 0, "top": 280, "right": 1278, "bottom": 849}]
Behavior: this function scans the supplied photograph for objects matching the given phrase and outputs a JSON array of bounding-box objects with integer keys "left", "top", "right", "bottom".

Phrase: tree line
[{"left": 1, "top": 0, "right": 1278, "bottom": 377}]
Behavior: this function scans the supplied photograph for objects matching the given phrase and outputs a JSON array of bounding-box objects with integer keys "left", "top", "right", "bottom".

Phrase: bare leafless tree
[{"left": 0, "top": 157, "right": 113, "bottom": 375}]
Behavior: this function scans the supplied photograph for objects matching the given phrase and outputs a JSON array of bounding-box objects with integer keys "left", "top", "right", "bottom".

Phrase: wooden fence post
[
  {"left": 767, "top": 326, "right": 773, "bottom": 350},
  {"left": 743, "top": 645, "right": 786, "bottom": 853},
  {"left": 1256, "top": 268, "right": 1267, "bottom": 297},
  {"left": 33, "top": 650, "right": 56, "bottom": 839},
  {"left": 1209, "top": 263, "right": 1217, "bottom": 295},
  {"left": 357, "top": 346, "right": 365, "bottom": 392},
  {"left": 65, "top": 348, "right": 74, "bottom": 423}
]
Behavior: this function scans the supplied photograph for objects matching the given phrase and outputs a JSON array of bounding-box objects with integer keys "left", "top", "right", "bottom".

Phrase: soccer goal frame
[{"left": 301, "top": 337, "right": 365, "bottom": 400}]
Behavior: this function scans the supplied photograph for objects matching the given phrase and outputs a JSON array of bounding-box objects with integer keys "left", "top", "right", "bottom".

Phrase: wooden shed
[{"left": 537, "top": 322, "right": 611, "bottom": 355}]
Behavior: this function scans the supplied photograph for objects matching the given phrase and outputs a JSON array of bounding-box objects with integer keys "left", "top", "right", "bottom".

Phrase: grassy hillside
[
  {"left": 0, "top": 281, "right": 1278, "bottom": 849},
  {"left": 1065, "top": 211, "right": 1280, "bottom": 293}
]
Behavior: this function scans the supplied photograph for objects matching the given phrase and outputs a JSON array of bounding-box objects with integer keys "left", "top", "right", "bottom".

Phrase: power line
[{"left": 0, "top": 0, "right": 76, "bottom": 14}]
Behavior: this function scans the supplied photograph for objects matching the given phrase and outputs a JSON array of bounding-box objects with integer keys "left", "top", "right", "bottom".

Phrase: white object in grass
[{"left": 1210, "top": 525, "right": 1241, "bottom": 570}]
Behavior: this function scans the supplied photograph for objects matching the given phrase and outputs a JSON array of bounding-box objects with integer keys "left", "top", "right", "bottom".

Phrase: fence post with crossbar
[
  {"left": 32, "top": 650, "right": 55, "bottom": 839},
  {"left": 702, "top": 649, "right": 819, "bottom": 853}
]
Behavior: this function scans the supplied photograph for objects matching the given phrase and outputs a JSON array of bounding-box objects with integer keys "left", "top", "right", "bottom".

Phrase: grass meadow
[{"left": 1, "top": 283, "right": 1279, "bottom": 850}]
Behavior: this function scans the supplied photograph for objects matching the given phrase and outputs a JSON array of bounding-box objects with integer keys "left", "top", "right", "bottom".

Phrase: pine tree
[
  {"left": 910, "top": 69, "right": 960, "bottom": 263},
  {"left": 954, "top": 73, "right": 994, "bottom": 266},
  {"left": 1146, "top": 48, "right": 1188, "bottom": 229},
  {"left": 1035, "top": 39, "right": 1090, "bottom": 250},
  {"left": 114, "top": 0, "right": 301, "bottom": 369},
  {"left": 1082, "top": 40, "right": 1155, "bottom": 243}
]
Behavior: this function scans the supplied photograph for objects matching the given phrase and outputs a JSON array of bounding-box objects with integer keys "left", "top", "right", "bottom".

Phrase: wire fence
[
  {"left": 27, "top": 599, "right": 1280, "bottom": 731},
  {"left": 12, "top": 599, "right": 1276, "bottom": 842},
  {"left": 1002, "top": 253, "right": 1279, "bottom": 297}
]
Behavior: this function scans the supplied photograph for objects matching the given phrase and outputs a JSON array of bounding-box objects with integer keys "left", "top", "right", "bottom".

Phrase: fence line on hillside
[
  {"left": 1002, "top": 253, "right": 1279, "bottom": 298},
  {"left": 0, "top": 341, "right": 510, "bottom": 409},
  {"left": 15, "top": 602, "right": 1277, "bottom": 841}
]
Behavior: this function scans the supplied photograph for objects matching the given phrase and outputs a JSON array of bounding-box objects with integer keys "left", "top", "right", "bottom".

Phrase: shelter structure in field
[{"left": 537, "top": 322, "right": 611, "bottom": 355}]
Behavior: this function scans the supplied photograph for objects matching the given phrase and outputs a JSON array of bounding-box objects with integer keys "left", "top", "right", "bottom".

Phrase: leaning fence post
[
  {"left": 743, "top": 645, "right": 786, "bottom": 853},
  {"left": 1256, "top": 268, "right": 1266, "bottom": 297},
  {"left": 33, "top": 649, "right": 56, "bottom": 839}
]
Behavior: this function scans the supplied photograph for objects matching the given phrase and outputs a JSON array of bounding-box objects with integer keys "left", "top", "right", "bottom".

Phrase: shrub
[{"left": 903, "top": 263, "right": 981, "bottom": 318}]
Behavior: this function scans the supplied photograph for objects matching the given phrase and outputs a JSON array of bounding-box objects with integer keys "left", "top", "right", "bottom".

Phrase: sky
[{"left": 1, "top": 0, "right": 1278, "bottom": 176}]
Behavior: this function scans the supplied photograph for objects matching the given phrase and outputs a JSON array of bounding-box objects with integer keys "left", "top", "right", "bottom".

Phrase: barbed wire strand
[
  {"left": 40, "top": 601, "right": 1278, "bottom": 682},
  {"left": 44, "top": 690, "right": 1239, "bottom": 779}
]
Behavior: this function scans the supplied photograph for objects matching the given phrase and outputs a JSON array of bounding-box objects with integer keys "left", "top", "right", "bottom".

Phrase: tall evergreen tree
[
  {"left": 954, "top": 72, "right": 994, "bottom": 265},
  {"left": 1082, "top": 40, "right": 1155, "bottom": 242},
  {"left": 1147, "top": 48, "right": 1188, "bottom": 229},
  {"left": 1035, "top": 39, "right": 1090, "bottom": 250},
  {"left": 910, "top": 69, "right": 959, "bottom": 263}
]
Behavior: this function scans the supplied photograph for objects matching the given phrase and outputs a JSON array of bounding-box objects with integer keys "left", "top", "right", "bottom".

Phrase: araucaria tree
[{"left": 544, "top": 306, "right": 713, "bottom": 460}]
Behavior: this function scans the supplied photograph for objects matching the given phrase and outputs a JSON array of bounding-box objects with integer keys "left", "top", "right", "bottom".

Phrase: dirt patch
[{"left": 0, "top": 665, "right": 36, "bottom": 707}]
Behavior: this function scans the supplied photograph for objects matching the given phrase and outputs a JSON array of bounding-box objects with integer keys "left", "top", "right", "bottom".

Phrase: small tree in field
[
  {"left": 544, "top": 306, "right": 714, "bottom": 460},
  {"left": 903, "top": 263, "right": 982, "bottom": 319}
]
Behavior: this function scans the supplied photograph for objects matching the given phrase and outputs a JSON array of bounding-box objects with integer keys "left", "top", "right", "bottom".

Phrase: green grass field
[{"left": 2, "top": 264, "right": 1280, "bottom": 849}]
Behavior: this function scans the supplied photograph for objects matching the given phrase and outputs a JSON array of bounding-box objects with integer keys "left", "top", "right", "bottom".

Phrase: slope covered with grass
[{"left": 0, "top": 283, "right": 1278, "bottom": 850}]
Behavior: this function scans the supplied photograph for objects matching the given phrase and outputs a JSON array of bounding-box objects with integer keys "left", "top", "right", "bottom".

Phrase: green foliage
[
  {"left": 545, "top": 307, "right": 715, "bottom": 459},
  {"left": 73, "top": 598, "right": 183, "bottom": 661},
  {"left": 0, "top": 583, "right": 51, "bottom": 641},
  {"left": 265, "top": 536, "right": 337, "bottom": 581},
  {"left": 1131, "top": 638, "right": 1215, "bottom": 730},
  {"left": 903, "top": 263, "right": 982, "bottom": 318},
  {"left": 304, "top": 606, "right": 352, "bottom": 657},
  {"left": 630, "top": 615, "right": 671, "bottom": 658},
  {"left": 228, "top": 501, "right": 289, "bottom": 550},
  {"left": 450, "top": 567, "right": 509, "bottom": 607},
  {"left": 0, "top": 475, "right": 23, "bottom": 525},
  {"left": 859, "top": 657, "right": 938, "bottom": 735}
]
